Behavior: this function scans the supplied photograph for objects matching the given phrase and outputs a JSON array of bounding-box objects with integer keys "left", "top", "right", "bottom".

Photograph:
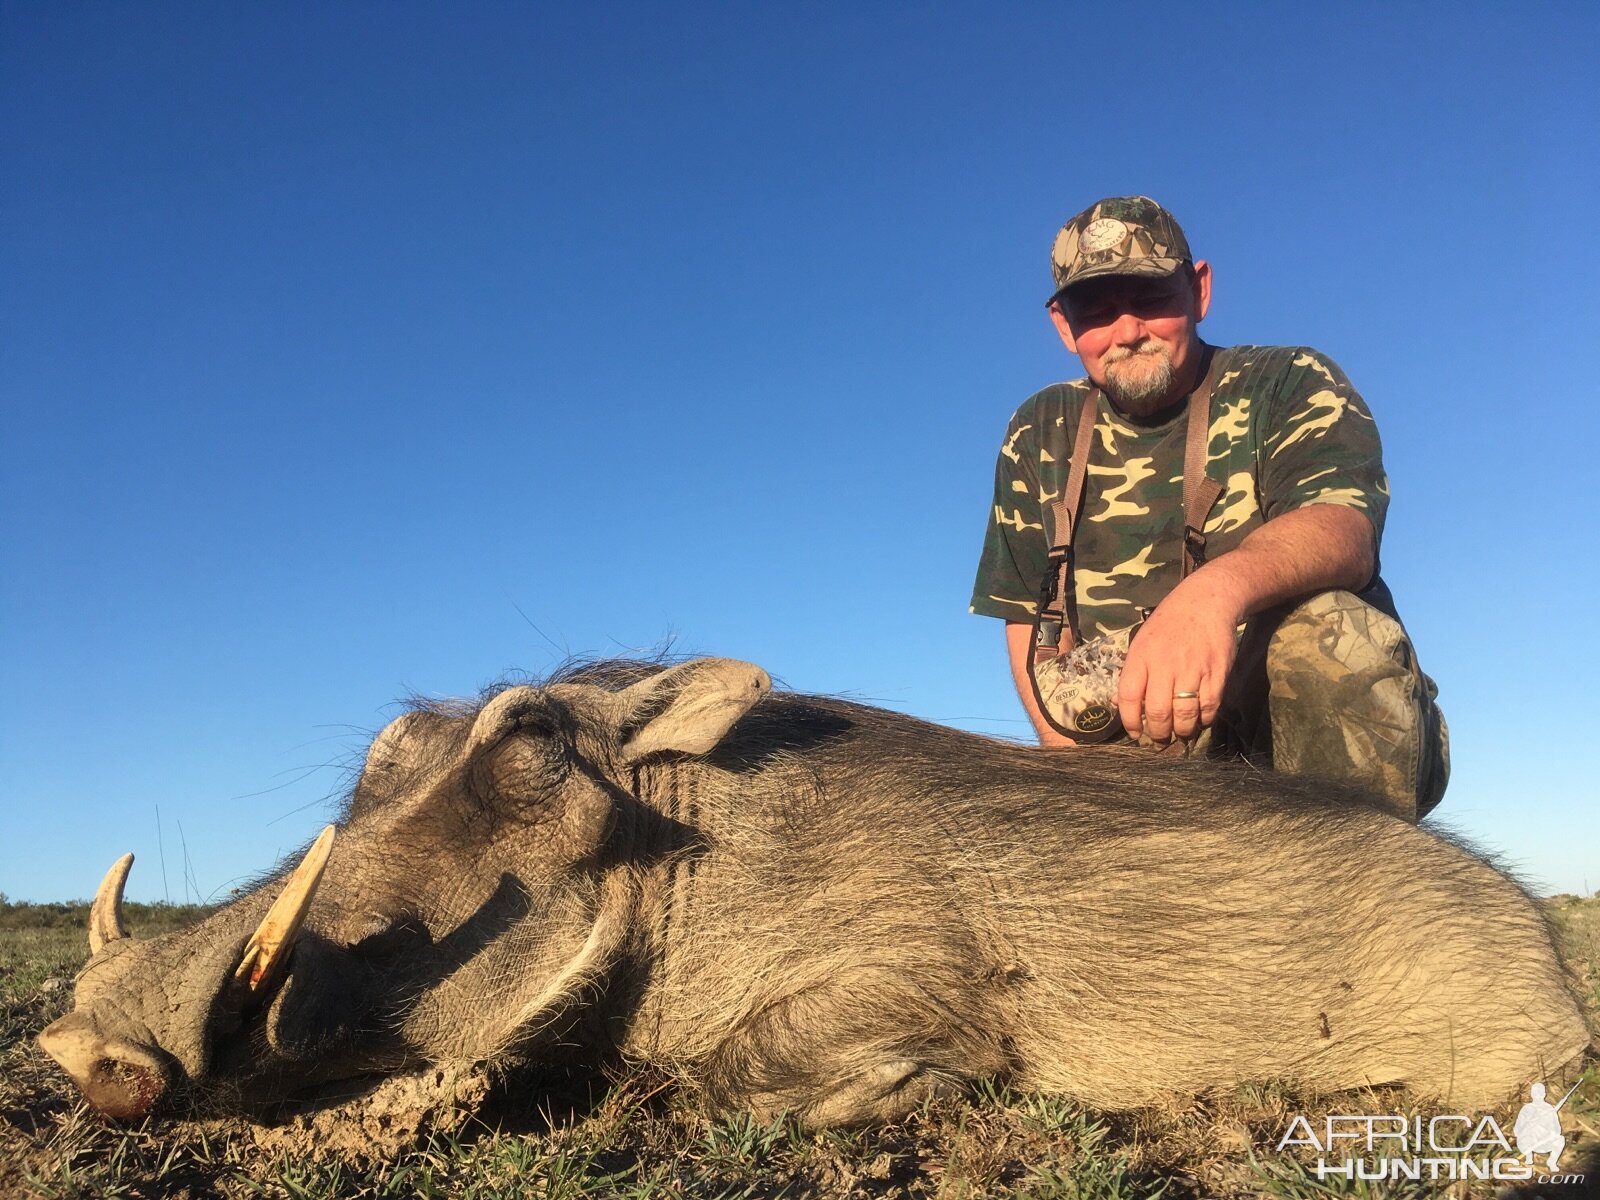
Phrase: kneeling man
[{"left": 970, "top": 196, "right": 1448, "bottom": 819}]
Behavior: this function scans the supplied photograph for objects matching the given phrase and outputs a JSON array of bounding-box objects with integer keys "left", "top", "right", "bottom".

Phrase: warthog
[{"left": 41, "top": 658, "right": 1589, "bottom": 1128}]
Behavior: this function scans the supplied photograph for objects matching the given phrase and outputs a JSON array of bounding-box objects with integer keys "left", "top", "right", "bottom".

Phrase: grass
[{"left": 2, "top": 897, "right": 1597, "bottom": 1199}]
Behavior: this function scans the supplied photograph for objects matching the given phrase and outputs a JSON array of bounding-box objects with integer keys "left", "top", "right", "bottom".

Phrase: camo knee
[{"left": 1264, "top": 590, "right": 1450, "bottom": 821}]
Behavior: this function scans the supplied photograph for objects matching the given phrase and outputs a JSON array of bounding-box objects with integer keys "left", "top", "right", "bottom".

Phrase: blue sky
[{"left": 3, "top": 3, "right": 1596, "bottom": 902}]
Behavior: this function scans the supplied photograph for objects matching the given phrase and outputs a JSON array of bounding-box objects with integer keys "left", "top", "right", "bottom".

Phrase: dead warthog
[{"left": 41, "top": 658, "right": 1589, "bottom": 1128}]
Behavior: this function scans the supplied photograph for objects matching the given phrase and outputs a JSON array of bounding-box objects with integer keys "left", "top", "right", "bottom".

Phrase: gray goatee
[{"left": 1101, "top": 344, "right": 1175, "bottom": 412}]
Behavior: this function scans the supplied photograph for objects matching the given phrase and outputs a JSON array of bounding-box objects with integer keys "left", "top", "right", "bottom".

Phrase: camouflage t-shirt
[{"left": 969, "top": 345, "right": 1391, "bottom": 637}]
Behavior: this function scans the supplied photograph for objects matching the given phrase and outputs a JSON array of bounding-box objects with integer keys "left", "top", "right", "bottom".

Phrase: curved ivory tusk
[
  {"left": 88, "top": 853, "right": 134, "bottom": 955},
  {"left": 233, "top": 825, "right": 336, "bottom": 993}
]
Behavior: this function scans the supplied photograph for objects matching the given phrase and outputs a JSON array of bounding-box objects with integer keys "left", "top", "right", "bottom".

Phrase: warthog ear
[
  {"left": 617, "top": 659, "right": 771, "bottom": 763},
  {"left": 365, "top": 711, "right": 438, "bottom": 773},
  {"left": 353, "top": 710, "right": 459, "bottom": 816}
]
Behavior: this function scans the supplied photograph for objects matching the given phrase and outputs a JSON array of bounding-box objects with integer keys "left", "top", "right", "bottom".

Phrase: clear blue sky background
[{"left": 3, "top": 3, "right": 1596, "bottom": 903}]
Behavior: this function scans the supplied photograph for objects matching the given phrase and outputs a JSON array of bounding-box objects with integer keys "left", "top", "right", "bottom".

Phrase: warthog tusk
[
  {"left": 88, "top": 853, "right": 134, "bottom": 955},
  {"left": 233, "top": 825, "right": 336, "bottom": 993}
]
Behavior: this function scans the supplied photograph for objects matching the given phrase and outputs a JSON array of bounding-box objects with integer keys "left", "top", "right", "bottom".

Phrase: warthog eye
[{"left": 476, "top": 732, "right": 571, "bottom": 810}]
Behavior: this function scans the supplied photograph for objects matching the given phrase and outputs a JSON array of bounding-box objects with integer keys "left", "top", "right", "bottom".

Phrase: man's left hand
[
  {"left": 1113, "top": 505, "right": 1377, "bottom": 745},
  {"left": 1116, "top": 577, "right": 1246, "bottom": 744}
]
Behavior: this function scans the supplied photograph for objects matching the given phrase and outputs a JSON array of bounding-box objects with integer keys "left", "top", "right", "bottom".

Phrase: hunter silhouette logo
[{"left": 1514, "top": 1080, "right": 1579, "bottom": 1170}]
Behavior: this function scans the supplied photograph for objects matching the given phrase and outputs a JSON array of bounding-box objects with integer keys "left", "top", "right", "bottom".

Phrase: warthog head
[{"left": 39, "top": 658, "right": 771, "bottom": 1119}]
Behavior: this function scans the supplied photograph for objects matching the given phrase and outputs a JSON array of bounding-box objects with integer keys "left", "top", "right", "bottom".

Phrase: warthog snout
[
  {"left": 44, "top": 828, "right": 339, "bottom": 1120},
  {"left": 38, "top": 1015, "right": 169, "bottom": 1120}
]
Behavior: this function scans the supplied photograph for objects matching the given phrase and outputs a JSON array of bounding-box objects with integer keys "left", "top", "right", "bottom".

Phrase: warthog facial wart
[{"left": 40, "top": 658, "right": 1590, "bottom": 1129}]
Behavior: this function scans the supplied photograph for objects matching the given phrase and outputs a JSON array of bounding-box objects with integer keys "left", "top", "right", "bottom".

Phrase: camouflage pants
[{"left": 1207, "top": 590, "right": 1450, "bottom": 822}]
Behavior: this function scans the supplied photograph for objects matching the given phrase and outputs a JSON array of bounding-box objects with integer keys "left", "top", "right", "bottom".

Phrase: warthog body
[{"left": 42, "top": 659, "right": 1588, "bottom": 1127}]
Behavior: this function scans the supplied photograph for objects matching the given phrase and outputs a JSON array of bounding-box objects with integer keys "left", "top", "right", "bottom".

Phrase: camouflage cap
[{"left": 1048, "top": 196, "right": 1192, "bottom": 304}]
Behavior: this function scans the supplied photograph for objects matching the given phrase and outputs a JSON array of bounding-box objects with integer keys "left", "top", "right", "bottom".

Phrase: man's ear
[
  {"left": 1048, "top": 302, "right": 1079, "bottom": 353},
  {"left": 616, "top": 659, "right": 771, "bottom": 763},
  {"left": 1191, "top": 260, "right": 1212, "bottom": 322}
]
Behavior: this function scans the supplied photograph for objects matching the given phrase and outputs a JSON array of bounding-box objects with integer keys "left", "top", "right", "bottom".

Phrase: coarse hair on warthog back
[{"left": 40, "top": 656, "right": 1591, "bottom": 1128}]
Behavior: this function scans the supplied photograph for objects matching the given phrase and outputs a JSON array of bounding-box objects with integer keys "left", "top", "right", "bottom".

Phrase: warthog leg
[{"left": 748, "top": 1058, "right": 961, "bottom": 1128}]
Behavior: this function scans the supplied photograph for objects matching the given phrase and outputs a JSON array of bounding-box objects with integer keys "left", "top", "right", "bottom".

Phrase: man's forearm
[
  {"left": 1175, "top": 503, "right": 1376, "bottom": 624},
  {"left": 1005, "top": 505, "right": 1373, "bottom": 749},
  {"left": 1004, "top": 620, "right": 1076, "bottom": 747}
]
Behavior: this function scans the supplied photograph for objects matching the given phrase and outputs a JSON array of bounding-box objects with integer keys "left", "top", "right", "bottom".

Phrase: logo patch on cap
[{"left": 1078, "top": 218, "right": 1128, "bottom": 254}]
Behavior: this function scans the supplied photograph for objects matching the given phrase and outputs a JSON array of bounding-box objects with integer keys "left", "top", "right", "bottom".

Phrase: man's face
[{"left": 1049, "top": 262, "right": 1211, "bottom": 418}]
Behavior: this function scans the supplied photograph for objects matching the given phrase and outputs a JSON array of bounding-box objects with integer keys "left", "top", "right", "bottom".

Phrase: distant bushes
[{"left": 0, "top": 900, "right": 214, "bottom": 935}]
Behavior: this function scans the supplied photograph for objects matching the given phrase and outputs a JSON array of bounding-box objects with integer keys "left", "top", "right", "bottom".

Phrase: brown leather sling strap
[
  {"left": 1031, "top": 346, "right": 1225, "bottom": 670},
  {"left": 1179, "top": 347, "right": 1227, "bottom": 577}
]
